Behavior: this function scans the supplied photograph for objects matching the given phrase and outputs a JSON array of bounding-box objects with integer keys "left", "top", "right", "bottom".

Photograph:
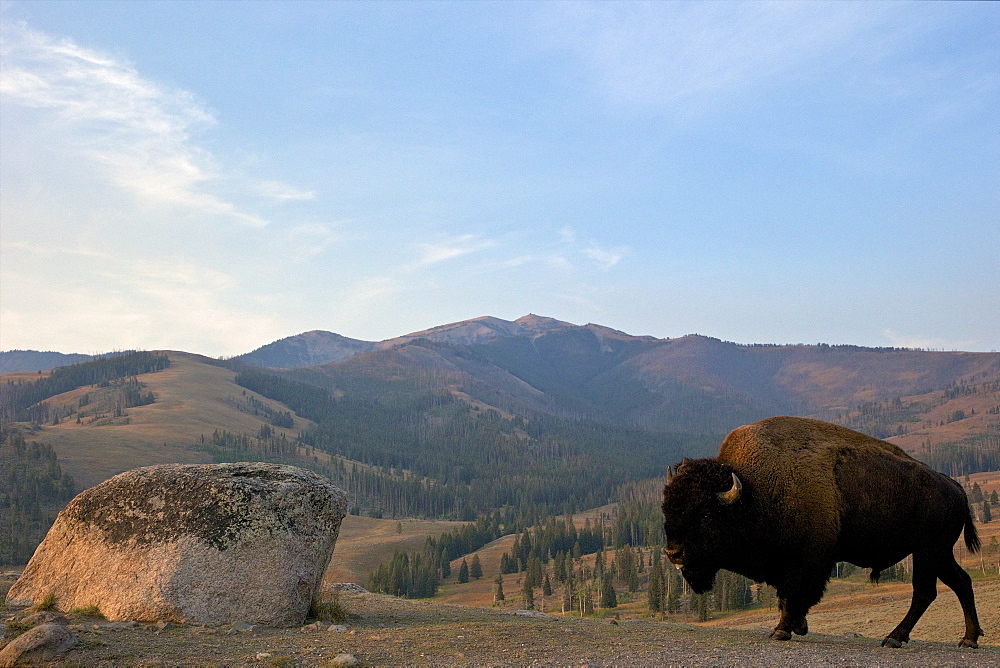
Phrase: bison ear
[
  {"left": 666, "top": 466, "right": 675, "bottom": 485},
  {"left": 717, "top": 472, "right": 742, "bottom": 506}
]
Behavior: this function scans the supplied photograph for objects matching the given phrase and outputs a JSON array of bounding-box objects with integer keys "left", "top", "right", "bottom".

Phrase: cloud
[
  {"left": 0, "top": 249, "right": 274, "bottom": 355},
  {"left": 0, "top": 21, "right": 269, "bottom": 226},
  {"left": 259, "top": 181, "right": 317, "bottom": 202},
  {"left": 413, "top": 234, "right": 496, "bottom": 268},
  {"left": 582, "top": 242, "right": 626, "bottom": 271}
]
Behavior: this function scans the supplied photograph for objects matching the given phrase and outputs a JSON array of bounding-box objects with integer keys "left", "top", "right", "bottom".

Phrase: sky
[{"left": 1, "top": 1, "right": 998, "bottom": 357}]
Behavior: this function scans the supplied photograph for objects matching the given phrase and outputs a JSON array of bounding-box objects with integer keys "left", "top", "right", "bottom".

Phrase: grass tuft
[
  {"left": 35, "top": 590, "right": 56, "bottom": 611},
  {"left": 311, "top": 590, "right": 350, "bottom": 623},
  {"left": 70, "top": 604, "right": 105, "bottom": 618}
]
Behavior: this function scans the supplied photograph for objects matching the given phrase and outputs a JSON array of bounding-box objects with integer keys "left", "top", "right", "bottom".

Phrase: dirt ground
[{"left": 3, "top": 586, "right": 999, "bottom": 668}]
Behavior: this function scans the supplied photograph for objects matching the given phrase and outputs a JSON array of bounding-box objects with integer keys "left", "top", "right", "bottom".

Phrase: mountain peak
[{"left": 513, "top": 314, "right": 575, "bottom": 333}]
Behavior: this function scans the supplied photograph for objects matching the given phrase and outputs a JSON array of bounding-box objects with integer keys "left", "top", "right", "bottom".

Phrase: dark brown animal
[{"left": 662, "top": 416, "right": 983, "bottom": 648}]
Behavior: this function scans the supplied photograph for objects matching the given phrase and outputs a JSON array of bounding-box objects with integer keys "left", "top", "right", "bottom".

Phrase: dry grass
[
  {"left": 321, "top": 515, "right": 466, "bottom": 587},
  {"left": 5, "top": 352, "right": 316, "bottom": 489}
]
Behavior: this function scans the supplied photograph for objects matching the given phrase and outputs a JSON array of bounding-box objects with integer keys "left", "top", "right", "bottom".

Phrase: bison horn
[
  {"left": 666, "top": 466, "right": 675, "bottom": 485},
  {"left": 717, "top": 472, "right": 742, "bottom": 506}
]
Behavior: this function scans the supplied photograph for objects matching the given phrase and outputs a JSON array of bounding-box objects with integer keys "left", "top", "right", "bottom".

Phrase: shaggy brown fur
[{"left": 663, "top": 416, "right": 983, "bottom": 648}]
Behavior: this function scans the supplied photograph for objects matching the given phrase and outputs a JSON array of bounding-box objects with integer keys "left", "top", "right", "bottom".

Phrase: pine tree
[
  {"left": 553, "top": 550, "right": 566, "bottom": 582},
  {"left": 526, "top": 555, "right": 543, "bottom": 588},
  {"left": 440, "top": 548, "right": 451, "bottom": 579},
  {"left": 647, "top": 559, "right": 664, "bottom": 612},
  {"left": 470, "top": 554, "right": 484, "bottom": 579},
  {"left": 458, "top": 559, "right": 470, "bottom": 584},
  {"left": 493, "top": 573, "right": 506, "bottom": 605},
  {"left": 521, "top": 576, "right": 535, "bottom": 610},
  {"left": 542, "top": 573, "right": 553, "bottom": 597},
  {"left": 600, "top": 573, "right": 617, "bottom": 608},
  {"left": 594, "top": 549, "right": 606, "bottom": 579}
]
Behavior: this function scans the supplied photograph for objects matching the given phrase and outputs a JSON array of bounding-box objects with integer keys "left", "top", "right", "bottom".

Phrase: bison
[{"left": 662, "top": 416, "right": 983, "bottom": 648}]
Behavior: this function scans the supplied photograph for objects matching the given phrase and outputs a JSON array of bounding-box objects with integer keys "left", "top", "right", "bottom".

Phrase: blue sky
[{"left": 1, "top": 1, "right": 997, "bottom": 356}]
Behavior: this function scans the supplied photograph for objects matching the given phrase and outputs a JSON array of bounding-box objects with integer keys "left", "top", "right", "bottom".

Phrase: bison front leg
[
  {"left": 770, "top": 597, "right": 808, "bottom": 641},
  {"left": 770, "top": 574, "right": 827, "bottom": 641},
  {"left": 768, "top": 561, "right": 835, "bottom": 641}
]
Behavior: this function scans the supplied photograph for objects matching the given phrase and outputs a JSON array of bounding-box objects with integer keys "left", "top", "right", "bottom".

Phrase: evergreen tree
[
  {"left": 542, "top": 573, "right": 553, "bottom": 597},
  {"left": 470, "top": 554, "right": 484, "bottom": 579},
  {"left": 493, "top": 573, "right": 506, "bottom": 605},
  {"left": 440, "top": 549, "right": 451, "bottom": 578},
  {"left": 526, "top": 555, "right": 543, "bottom": 588},
  {"left": 666, "top": 564, "right": 681, "bottom": 613},
  {"left": 594, "top": 549, "right": 606, "bottom": 579},
  {"left": 694, "top": 592, "right": 711, "bottom": 621},
  {"left": 458, "top": 558, "right": 470, "bottom": 584},
  {"left": 521, "top": 576, "right": 535, "bottom": 610},
  {"left": 970, "top": 482, "right": 984, "bottom": 504},
  {"left": 647, "top": 551, "right": 664, "bottom": 612},
  {"left": 983, "top": 499, "right": 992, "bottom": 524},
  {"left": 600, "top": 572, "right": 617, "bottom": 609},
  {"left": 553, "top": 550, "right": 566, "bottom": 582}
]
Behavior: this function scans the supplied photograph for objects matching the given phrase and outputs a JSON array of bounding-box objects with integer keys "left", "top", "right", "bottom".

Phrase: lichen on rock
[{"left": 5, "top": 462, "right": 347, "bottom": 627}]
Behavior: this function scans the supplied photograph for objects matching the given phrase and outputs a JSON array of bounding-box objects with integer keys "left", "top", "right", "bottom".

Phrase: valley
[{"left": 3, "top": 315, "right": 1000, "bottom": 660}]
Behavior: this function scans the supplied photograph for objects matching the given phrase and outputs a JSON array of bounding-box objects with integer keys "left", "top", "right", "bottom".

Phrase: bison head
[{"left": 662, "top": 458, "right": 743, "bottom": 594}]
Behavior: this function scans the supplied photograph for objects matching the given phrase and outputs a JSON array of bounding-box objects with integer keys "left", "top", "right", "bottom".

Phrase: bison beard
[{"left": 662, "top": 416, "right": 984, "bottom": 649}]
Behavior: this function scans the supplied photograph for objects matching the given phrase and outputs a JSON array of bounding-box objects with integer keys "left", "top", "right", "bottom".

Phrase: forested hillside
[
  {"left": 0, "top": 351, "right": 169, "bottom": 423},
  {"left": 230, "top": 366, "right": 715, "bottom": 520},
  {"left": 0, "top": 429, "right": 76, "bottom": 564}
]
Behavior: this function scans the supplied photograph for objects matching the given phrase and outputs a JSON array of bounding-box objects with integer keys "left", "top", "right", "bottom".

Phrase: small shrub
[
  {"left": 70, "top": 605, "right": 104, "bottom": 618},
  {"left": 35, "top": 590, "right": 56, "bottom": 611},
  {"left": 310, "top": 590, "right": 349, "bottom": 623}
]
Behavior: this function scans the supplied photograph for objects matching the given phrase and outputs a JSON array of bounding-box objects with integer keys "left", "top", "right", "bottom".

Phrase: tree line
[
  {"left": 0, "top": 428, "right": 77, "bottom": 564},
  {"left": 1, "top": 351, "right": 169, "bottom": 423}
]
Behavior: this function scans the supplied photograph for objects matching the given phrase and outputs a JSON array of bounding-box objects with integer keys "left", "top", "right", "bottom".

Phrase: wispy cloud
[
  {"left": 0, "top": 21, "right": 271, "bottom": 226},
  {"left": 259, "top": 180, "right": 317, "bottom": 202},
  {"left": 412, "top": 234, "right": 496, "bottom": 268},
  {"left": 582, "top": 242, "right": 626, "bottom": 271}
]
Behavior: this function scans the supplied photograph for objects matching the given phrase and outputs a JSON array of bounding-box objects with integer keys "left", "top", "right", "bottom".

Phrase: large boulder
[{"left": 5, "top": 463, "right": 347, "bottom": 627}]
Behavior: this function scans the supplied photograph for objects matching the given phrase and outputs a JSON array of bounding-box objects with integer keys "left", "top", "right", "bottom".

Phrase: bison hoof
[
  {"left": 957, "top": 639, "right": 979, "bottom": 649},
  {"left": 769, "top": 630, "right": 792, "bottom": 641},
  {"left": 793, "top": 621, "right": 808, "bottom": 636},
  {"left": 881, "top": 637, "right": 903, "bottom": 648}
]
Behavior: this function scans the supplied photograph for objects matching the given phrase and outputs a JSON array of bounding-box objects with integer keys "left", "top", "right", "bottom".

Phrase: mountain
[
  {"left": 237, "top": 330, "right": 375, "bottom": 368},
  {"left": 5, "top": 315, "right": 999, "bottom": 511},
  {"left": 232, "top": 315, "right": 590, "bottom": 368},
  {"left": 253, "top": 315, "right": 999, "bottom": 439},
  {"left": 0, "top": 350, "right": 96, "bottom": 374}
]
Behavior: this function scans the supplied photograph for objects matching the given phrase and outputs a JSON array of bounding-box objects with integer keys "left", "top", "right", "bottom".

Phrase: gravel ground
[{"left": 4, "top": 590, "right": 998, "bottom": 667}]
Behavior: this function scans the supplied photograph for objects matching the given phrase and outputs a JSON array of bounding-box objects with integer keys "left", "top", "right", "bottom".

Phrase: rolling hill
[{"left": 5, "top": 315, "right": 999, "bottom": 492}]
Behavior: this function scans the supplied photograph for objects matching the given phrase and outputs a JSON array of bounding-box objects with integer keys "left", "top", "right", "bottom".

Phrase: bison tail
[{"left": 964, "top": 512, "right": 981, "bottom": 554}]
